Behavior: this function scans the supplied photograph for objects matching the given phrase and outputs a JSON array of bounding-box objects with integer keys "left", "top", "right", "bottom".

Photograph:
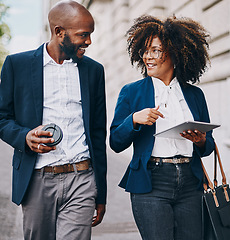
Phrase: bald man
[{"left": 0, "top": 1, "right": 107, "bottom": 239}]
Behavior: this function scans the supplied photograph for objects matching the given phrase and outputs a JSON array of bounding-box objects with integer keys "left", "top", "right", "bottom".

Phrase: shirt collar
[
  {"left": 152, "top": 77, "right": 178, "bottom": 88},
  {"left": 152, "top": 77, "right": 183, "bottom": 99},
  {"left": 43, "top": 43, "right": 77, "bottom": 67}
]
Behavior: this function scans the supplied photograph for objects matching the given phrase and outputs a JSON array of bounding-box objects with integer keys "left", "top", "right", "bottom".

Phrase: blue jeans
[{"left": 131, "top": 161, "right": 203, "bottom": 240}]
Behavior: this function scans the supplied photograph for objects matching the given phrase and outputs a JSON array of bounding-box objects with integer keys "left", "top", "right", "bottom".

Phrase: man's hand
[
  {"left": 26, "top": 125, "right": 56, "bottom": 153},
  {"left": 92, "top": 204, "right": 106, "bottom": 227}
]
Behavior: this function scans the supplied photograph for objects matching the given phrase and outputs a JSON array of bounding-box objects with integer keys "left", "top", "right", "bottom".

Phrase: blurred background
[
  {"left": 0, "top": 0, "right": 230, "bottom": 239},
  {"left": 43, "top": 0, "right": 230, "bottom": 173}
]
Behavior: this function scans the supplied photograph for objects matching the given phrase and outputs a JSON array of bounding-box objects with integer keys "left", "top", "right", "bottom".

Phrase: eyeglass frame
[{"left": 138, "top": 48, "right": 163, "bottom": 59}]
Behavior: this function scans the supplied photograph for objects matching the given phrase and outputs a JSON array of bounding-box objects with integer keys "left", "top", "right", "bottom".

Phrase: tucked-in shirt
[
  {"left": 151, "top": 77, "right": 194, "bottom": 157},
  {"left": 35, "top": 44, "right": 90, "bottom": 169}
]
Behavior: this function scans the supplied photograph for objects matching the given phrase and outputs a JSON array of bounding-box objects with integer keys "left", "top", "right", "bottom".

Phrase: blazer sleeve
[
  {"left": 193, "top": 87, "right": 215, "bottom": 157},
  {"left": 110, "top": 85, "right": 141, "bottom": 153},
  {"left": 0, "top": 56, "right": 30, "bottom": 152}
]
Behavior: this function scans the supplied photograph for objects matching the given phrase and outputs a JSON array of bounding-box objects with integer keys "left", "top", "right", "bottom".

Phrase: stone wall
[
  {"left": 85, "top": 0, "right": 230, "bottom": 179},
  {"left": 42, "top": 0, "right": 230, "bottom": 179}
]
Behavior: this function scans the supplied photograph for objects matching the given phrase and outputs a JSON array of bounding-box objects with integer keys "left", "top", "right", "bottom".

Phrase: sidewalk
[
  {"left": 92, "top": 149, "right": 141, "bottom": 239},
  {"left": 0, "top": 140, "right": 141, "bottom": 239},
  {"left": 0, "top": 140, "right": 23, "bottom": 240}
]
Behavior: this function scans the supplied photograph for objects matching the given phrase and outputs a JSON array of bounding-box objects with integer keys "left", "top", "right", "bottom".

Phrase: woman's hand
[
  {"left": 180, "top": 129, "right": 206, "bottom": 148},
  {"left": 133, "top": 106, "right": 164, "bottom": 128}
]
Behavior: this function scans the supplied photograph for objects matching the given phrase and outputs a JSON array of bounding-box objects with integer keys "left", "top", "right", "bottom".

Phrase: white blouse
[{"left": 151, "top": 77, "right": 194, "bottom": 158}]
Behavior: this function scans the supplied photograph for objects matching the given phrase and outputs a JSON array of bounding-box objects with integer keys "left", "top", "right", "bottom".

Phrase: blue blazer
[
  {"left": 110, "top": 76, "right": 215, "bottom": 193},
  {"left": 0, "top": 44, "right": 107, "bottom": 205}
]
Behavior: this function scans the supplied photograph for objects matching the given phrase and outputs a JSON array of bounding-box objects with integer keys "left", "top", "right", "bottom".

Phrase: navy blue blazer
[
  {"left": 110, "top": 76, "right": 215, "bottom": 193},
  {"left": 0, "top": 44, "right": 107, "bottom": 205}
]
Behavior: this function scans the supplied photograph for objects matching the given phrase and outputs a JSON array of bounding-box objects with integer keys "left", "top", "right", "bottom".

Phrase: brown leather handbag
[{"left": 201, "top": 143, "right": 230, "bottom": 240}]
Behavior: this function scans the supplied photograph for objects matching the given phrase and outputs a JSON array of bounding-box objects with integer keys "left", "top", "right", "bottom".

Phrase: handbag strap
[
  {"left": 214, "top": 146, "right": 218, "bottom": 187},
  {"left": 214, "top": 143, "right": 227, "bottom": 186},
  {"left": 201, "top": 143, "right": 229, "bottom": 207}
]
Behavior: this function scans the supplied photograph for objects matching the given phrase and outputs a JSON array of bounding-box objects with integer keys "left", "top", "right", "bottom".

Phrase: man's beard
[{"left": 59, "top": 33, "right": 82, "bottom": 63}]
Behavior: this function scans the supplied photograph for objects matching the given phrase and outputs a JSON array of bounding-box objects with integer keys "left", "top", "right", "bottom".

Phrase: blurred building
[{"left": 42, "top": 0, "right": 230, "bottom": 178}]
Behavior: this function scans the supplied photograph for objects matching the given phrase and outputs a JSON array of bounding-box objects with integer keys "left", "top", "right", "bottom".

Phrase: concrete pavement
[
  {"left": 92, "top": 149, "right": 141, "bottom": 240},
  {"left": 0, "top": 140, "right": 23, "bottom": 240},
  {"left": 0, "top": 139, "right": 141, "bottom": 240}
]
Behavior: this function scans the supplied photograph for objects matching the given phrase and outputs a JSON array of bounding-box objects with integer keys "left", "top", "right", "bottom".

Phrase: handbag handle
[
  {"left": 214, "top": 143, "right": 227, "bottom": 186},
  {"left": 201, "top": 143, "right": 229, "bottom": 207}
]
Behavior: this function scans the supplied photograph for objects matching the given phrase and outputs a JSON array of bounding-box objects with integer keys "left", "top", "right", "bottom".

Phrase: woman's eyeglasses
[{"left": 139, "top": 48, "right": 163, "bottom": 59}]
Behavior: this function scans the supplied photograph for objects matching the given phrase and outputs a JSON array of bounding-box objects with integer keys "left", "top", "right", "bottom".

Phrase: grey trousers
[{"left": 21, "top": 167, "right": 97, "bottom": 240}]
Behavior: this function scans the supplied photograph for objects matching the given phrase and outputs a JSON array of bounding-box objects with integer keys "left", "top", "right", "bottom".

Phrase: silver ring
[{"left": 37, "top": 144, "right": 40, "bottom": 150}]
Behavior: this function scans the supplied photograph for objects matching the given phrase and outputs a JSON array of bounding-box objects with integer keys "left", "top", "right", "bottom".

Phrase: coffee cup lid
[{"left": 41, "top": 123, "right": 63, "bottom": 147}]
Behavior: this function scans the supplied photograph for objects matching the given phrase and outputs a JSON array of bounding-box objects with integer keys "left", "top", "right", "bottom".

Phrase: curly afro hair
[{"left": 127, "top": 15, "right": 210, "bottom": 84}]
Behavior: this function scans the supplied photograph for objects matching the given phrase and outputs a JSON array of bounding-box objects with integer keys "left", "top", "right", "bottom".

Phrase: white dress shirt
[
  {"left": 151, "top": 77, "right": 194, "bottom": 157},
  {"left": 35, "top": 44, "right": 90, "bottom": 169}
]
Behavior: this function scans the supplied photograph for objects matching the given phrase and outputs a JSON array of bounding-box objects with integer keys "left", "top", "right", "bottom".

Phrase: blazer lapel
[
  {"left": 180, "top": 83, "right": 199, "bottom": 121},
  {"left": 78, "top": 59, "right": 90, "bottom": 135},
  {"left": 146, "top": 76, "right": 155, "bottom": 108},
  {"left": 143, "top": 77, "right": 156, "bottom": 136},
  {"left": 31, "top": 45, "right": 44, "bottom": 125}
]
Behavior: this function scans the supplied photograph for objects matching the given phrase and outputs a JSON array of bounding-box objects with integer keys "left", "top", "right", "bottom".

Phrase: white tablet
[{"left": 154, "top": 121, "right": 220, "bottom": 139}]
